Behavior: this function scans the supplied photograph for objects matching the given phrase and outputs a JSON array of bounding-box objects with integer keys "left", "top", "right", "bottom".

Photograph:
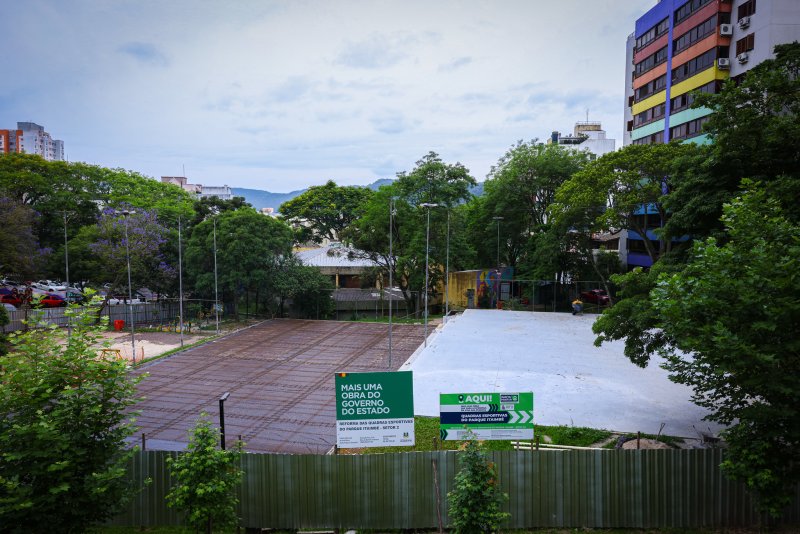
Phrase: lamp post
[
  {"left": 120, "top": 209, "right": 136, "bottom": 364},
  {"left": 178, "top": 216, "right": 184, "bottom": 348},
  {"left": 213, "top": 217, "right": 220, "bottom": 335},
  {"left": 492, "top": 216, "right": 504, "bottom": 309},
  {"left": 219, "top": 392, "right": 230, "bottom": 450},
  {"left": 445, "top": 210, "right": 450, "bottom": 323},
  {"left": 62, "top": 211, "right": 70, "bottom": 291},
  {"left": 63, "top": 211, "right": 71, "bottom": 336},
  {"left": 492, "top": 216, "right": 504, "bottom": 268},
  {"left": 388, "top": 197, "right": 395, "bottom": 370},
  {"left": 420, "top": 202, "right": 439, "bottom": 346}
]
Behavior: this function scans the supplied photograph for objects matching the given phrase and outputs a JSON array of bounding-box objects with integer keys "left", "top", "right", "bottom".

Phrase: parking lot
[{"left": 132, "top": 319, "right": 426, "bottom": 453}]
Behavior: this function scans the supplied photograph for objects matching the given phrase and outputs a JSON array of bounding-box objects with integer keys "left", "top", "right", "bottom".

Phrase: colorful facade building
[
  {"left": 625, "top": 0, "right": 800, "bottom": 148},
  {"left": 622, "top": 0, "right": 800, "bottom": 268}
]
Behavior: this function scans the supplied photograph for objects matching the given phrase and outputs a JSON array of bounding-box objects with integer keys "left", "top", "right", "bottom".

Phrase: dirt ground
[{"left": 99, "top": 330, "right": 211, "bottom": 362}]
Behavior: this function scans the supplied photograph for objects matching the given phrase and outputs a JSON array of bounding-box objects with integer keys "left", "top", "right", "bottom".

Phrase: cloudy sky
[{"left": 1, "top": 0, "right": 653, "bottom": 192}]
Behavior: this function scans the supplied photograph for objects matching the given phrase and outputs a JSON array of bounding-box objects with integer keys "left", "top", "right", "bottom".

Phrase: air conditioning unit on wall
[
  {"left": 720, "top": 24, "right": 733, "bottom": 36},
  {"left": 737, "top": 52, "right": 750, "bottom": 63},
  {"left": 718, "top": 58, "right": 731, "bottom": 69},
  {"left": 738, "top": 16, "right": 751, "bottom": 29}
]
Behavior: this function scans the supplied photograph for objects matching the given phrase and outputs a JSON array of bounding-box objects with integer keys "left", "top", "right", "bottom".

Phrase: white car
[
  {"left": 33, "top": 280, "right": 67, "bottom": 292},
  {"left": 2, "top": 302, "right": 16, "bottom": 312},
  {"left": 107, "top": 296, "right": 145, "bottom": 305}
]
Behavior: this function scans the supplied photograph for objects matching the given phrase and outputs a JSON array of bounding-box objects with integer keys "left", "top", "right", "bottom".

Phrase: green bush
[
  {"left": 166, "top": 413, "right": 243, "bottom": 534},
  {"left": 447, "top": 433, "right": 509, "bottom": 533}
]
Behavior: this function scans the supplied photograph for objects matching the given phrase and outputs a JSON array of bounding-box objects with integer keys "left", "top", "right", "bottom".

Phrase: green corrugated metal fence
[{"left": 111, "top": 448, "right": 800, "bottom": 529}]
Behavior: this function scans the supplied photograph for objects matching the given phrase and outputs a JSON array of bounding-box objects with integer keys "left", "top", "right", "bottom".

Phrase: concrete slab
[{"left": 401, "top": 309, "right": 722, "bottom": 438}]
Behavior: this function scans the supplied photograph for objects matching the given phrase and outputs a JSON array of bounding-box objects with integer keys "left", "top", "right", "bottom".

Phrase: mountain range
[{"left": 232, "top": 178, "right": 483, "bottom": 212}]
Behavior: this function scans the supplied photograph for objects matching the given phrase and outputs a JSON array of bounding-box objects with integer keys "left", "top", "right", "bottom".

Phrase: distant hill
[
  {"left": 233, "top": 178, "right": 484, "bottom": 212},
  {"left": 231, "top": 187, "right": 306, "bottom": 211}
]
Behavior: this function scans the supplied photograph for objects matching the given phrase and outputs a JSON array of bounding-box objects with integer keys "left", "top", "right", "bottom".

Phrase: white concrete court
[{"left": 400, "top": 309, "right": 722, "bottom": 438}]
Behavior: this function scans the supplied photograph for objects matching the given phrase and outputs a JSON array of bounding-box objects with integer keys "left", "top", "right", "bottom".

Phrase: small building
[
  {"left": 295, "top": 242, "right": 379, "bottom": 289},
  {"left": 548, "top": 121, "right": 616, "bottom": 159}
]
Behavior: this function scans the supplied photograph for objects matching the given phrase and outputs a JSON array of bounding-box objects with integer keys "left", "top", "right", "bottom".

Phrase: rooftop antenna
[
  {"left": 586, "top": 108, "right": 589, "bottom": 122},
  {"left": 182, "top": 164, "right": 186, "bottom": 178}
]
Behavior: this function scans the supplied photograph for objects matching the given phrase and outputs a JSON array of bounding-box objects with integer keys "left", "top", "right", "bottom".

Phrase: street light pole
[
  {"left": 121, "top": 209, "right": 136, "bottom": 364},
  {"left": 493, "top": 216, "right": 504, "bottom": 268},
  {"left": 445, "top": 210, "right": 450, "bottom": 323},
  {"left": 213, "top": 217, "right": 220, "bottom": 335},
  {"left": 388, "top": 197, "right": 395, "bottom": 370},
  {"left": 62, "top": 212, "right": 70, "bottom": 290},
  {"left": 420, "top": 202, "right": 439, "bottom": 347},
  {"left": 178, "top": 216, "right": 184, "bottom": 348}
]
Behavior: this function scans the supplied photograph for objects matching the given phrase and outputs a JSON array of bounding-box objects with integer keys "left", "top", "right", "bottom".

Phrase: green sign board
[
  {"left": 439, "top": 392, "right": 534, "bottom": 441},
  {"left": 335, "top": 371, "right": 415, "bottom": 448}
]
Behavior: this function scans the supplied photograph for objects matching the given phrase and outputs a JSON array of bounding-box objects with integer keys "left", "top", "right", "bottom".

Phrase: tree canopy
[{"left": 279, "top": 180, "right": 373, "bottom": 245}]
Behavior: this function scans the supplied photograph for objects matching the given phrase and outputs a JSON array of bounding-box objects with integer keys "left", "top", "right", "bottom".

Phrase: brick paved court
[{"left": 132, "top": 319, "right": 425, "bottom": 454}]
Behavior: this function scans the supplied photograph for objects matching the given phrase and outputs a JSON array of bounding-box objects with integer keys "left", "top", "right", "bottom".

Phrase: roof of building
[{"left": 296, "top": 243, "right": 379, "bottom": 269}]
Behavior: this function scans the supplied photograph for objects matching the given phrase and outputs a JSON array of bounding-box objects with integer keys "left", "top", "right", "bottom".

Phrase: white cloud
[{"left": 0, "top": 0, "right": 654, "bottom": 191}]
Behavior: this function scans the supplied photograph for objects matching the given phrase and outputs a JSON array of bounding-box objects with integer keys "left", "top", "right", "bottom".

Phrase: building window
[
  {"left": 736, "top": 33, "right": 755, "bottom": 55},
  {"left": 673, "top": 15, "right": 720, "bottom": 54},
  {"left": 633, "top": 103, "right": 666, "bottom": 127},
  {"left": 632, "top": 131, "right": 665, "bottom": 145},
  {"left": 738, "top": 0, "right": 756, "bottom": 20},
  {"left": 674, "top": 0, "right": 713, "bottom": 24},
  {"left": 670, "top": 81, "right": 721, "bottom": 114},
  {"left": 634, "top": 74, "right": 667, "bottom": 102},
  {"left": 635, "top": 17, "right": 669, "bottom": 51},
  {"left": 671, "top": 46, "right": 728, "bottom": 84},
  {"left": 634, "top": 46, "right": 669, "bottom": 78},
  {"left": 670, "top": 116, "right": 710, "bottom": 140}
]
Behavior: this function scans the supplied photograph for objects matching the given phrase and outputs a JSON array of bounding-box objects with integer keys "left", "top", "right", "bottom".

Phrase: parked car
[
  {"left": 107, "top": 295, "right": 145, "bottom": 305},
  {"left": 37, "top": 294, "right": 67, "bottom": 308},
  {"left": 2, "top": 302, "right": 16, "bottom": 312},
  {"left": 580, "top": 289, "right": 610, "bottom": 305},
  {"left": 64, "top": 290, "right": 86, "bottom": 304},
  {"left": 33, "top": 280, "right": 67, "bottom": 292},
  {"left": 0, "top": 294, "right": 25, "bottom": 308}
]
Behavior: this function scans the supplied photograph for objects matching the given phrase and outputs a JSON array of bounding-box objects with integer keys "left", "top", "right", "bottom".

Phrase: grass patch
[
  {"left": 537, "top": 425, "right": 613, "bottom": 447},
  {"left": 340, "top": 418, "right": 620, "bottom": 454}
]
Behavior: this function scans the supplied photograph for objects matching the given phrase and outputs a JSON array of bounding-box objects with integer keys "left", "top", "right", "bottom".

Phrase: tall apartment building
[
  {"left": 0, "top": 122, "right": 64, "bottom": 161},
  {"left": 621, "top": 0, "right": 799, "bottom": 269},
  {"left": 624, "top": 0, "right": 800, "bottom": 148}
]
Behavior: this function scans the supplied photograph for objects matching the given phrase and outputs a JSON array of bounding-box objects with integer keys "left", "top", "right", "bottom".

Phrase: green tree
[
  {"left": 447, "top": 434, "right": 509, "bottom": 533},
  {"left": 185, "top": 209, "right": 293, "bottom": 318},
  {"left": 0, "top": 197, "right": 40, "bottom": 278},
  {"left": 0, "top": 305, "right": 141, "bottom": 532},
  {"left": 346, "top": 153, "right": 476, "bottom": 313},
  {"left": 279, "top": 180, "right": 373, "bottom": 244},
  {"left": 651, "top": 185, "right": 800, "bottom": 516},
  {"left": 470, "top": 141, "right": 590, "bottom": 270},
  {"left": 167, "top": 413, "right": 243, "bottom": 534},
  {"left": 272, "top": 255, "right": 335, "bottom": 318},
  {"left": 553, "top": 142, "right": 699, "bottom": 264}
]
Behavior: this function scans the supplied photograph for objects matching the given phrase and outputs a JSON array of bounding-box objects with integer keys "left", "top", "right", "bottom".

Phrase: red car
[
  {"left": 37, "top": 294, "right": 67, "bottom": 308},
  {"left": 0, "top": 294, "right": 25, "bottom": 308},
  {"left": 580, "top": 289, "right": 611, "bottom": 305}
]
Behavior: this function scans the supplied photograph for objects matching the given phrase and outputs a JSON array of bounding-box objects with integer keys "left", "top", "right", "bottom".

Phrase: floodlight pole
[
  {"left": 213, "top": 217, "right": 220, "bottom": 335},
  {"left": 420, "top": 203, "right": 439, "bottom": 346},
  {"left": 121, "top": 209, "right": 136, "bottom": 364},
  {"left": 445, "top": 209, "right": 450, "bottom": 322},
  {"left": 493, "top": 216, "right": 504, "bottom": 268},
  {"left": 388, "top": 197, "right": 395, "bottom": 370},
  {"left": 178, "top": 216, "right": 184, "bottom": 347}
]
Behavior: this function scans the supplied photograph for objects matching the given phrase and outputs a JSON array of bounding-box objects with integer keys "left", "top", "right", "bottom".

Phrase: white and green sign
[
  {"left": 335, "top": 371, "right": 415, "bottom": 448},
  {"left": 439, "top": 392, "right": 534, "bottom": 441}
]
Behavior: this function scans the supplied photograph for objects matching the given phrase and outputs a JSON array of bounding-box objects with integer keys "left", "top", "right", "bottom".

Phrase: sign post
[
  {"left": 439, "top": 392, "right": 534, "bottom": 441},
  {"left": 335, "top": 371, "right": 415, "bottom": 448}
]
